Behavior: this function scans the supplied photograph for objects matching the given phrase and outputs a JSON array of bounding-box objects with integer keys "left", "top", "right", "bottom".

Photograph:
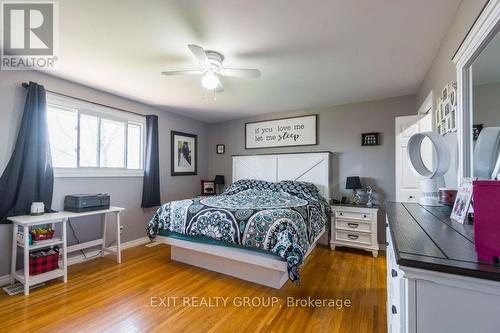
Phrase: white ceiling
[{"left": 52, "top": 0, "right": 461, "bottom": 122}]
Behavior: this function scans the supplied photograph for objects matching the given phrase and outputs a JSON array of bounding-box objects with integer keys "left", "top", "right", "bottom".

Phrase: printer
[{"left": 64, "top": 193, "right": 110, "bottom": 213}]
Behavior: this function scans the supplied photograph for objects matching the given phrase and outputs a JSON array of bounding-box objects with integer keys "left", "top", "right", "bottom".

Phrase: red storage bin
[
  {"left": 473, "top": 180, "right": 500, "bottom": 262},
  {"left": 29, "top": 250, "right": 59, "bottom": 275}
]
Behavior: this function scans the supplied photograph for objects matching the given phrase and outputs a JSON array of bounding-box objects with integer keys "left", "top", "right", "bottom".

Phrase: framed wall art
[
  {"left": 436, "top": 82, "right": 457, "bottom": 135},
  {"left": 245, "top": 114, "right": 317, "bottom": 149},
  {"left": 361, "top": 133, "right": 380, "bottom": 146},
  {"left": 171, "top": 131, "right": 197, "bottom": 176},
  {"left": 200, "top": 180, "right": 216, "bottom": 196},
  {"left": 216, "top": 144, "right": 225, "bottom": 154}
]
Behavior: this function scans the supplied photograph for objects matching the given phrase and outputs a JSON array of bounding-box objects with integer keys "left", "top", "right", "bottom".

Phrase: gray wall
[
  {"left": 473, "top": 82, "right": 500, "bottom": 127},
  {"left": 416, "top": 0, "right": 488, "bottom": 188},
  {"left": 0, "top": 70, "right": 209, "bottom": 277},
  {"left": 207, "top": 95, "right": 416, "bottom": 244}
]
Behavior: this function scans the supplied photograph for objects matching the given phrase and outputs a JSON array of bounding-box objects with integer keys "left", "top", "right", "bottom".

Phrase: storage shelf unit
[
  {"left": 8, "top": 206, "right": 124, "bottom": 296},
  {"left": 17, "top": 238, "right": 64, "bottom": 250},
  {"left": 14, "top": 268, "right": 65, "bottom": 285}
]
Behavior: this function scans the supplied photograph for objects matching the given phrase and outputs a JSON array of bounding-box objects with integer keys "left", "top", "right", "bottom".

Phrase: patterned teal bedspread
[{"left": 146, "top": 179, "right": 330, "bottom": 285}]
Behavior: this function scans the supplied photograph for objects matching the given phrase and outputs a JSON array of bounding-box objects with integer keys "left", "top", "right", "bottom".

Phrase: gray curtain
[
  {"left": 141, "top": 115, "right": 161, "bottom": 208},
  {"left": 0, "top": 81, "right": 54, "bottom": 223}
]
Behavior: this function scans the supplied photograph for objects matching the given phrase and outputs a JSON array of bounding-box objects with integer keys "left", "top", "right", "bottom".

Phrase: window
[{"left": 46, "top": 93, "right": 145, "bottom": 177}]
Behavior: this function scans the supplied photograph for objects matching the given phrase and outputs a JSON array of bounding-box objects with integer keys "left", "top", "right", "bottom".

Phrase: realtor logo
[{"left": 1, "top": 1, "right": 58, "bottom": 70}]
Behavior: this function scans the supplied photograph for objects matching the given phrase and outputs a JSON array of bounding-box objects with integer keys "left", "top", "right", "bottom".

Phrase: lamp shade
[
  {"left": 214, "top": 175, "right": 225, "bottom": 185},
  {"left": 345, "top": 176, "right": 362, "bottom": 190}
]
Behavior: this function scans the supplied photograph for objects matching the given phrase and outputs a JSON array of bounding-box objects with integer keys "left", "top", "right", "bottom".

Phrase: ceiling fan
[{"left": 161, "top": 44, "right": 261, "bottom": 92}]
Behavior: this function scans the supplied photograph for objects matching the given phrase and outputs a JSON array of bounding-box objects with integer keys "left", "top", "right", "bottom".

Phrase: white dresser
[
  {"left": 386, "top": 202, "right": 500, "bottom": 333},
  {"left": 330, "top": 204, "right": 379, "bottom": 257}
]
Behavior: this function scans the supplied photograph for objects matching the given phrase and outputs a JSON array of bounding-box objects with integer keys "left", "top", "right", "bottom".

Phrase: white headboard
[{"left": 232, "top": 152, "right": 331, "bottom": 199}]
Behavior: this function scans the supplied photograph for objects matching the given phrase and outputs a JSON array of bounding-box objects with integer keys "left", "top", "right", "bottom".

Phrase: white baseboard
[
  {"left": 0, "top": 237, "right": 151, "bottom": 287},
  {"left": 0, "top": 275, "right": 11, "bottom": 287}
]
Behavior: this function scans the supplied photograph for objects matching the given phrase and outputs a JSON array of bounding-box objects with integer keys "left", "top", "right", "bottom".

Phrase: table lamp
[
  {"left": 214, "top": 175, "right": 225, "bottom": 194},
  {"left": 346, "top": 176, "right": 362, "bottom": 204}
]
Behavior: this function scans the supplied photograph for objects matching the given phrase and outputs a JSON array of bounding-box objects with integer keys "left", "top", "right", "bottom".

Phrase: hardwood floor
[{"left": 0, "top": 243, "right": 386, "bottom": 333}]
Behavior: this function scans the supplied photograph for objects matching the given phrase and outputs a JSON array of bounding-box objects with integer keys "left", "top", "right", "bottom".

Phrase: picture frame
[
  {"left": 451, "top": 110, "right": 456, "bottom": 131},
  {"left": 216, "top": 144, "right": 225, "bottom": 154},
  {"left": 361, "top": 132, "right": 380, "bottom": 146},
  {"left": 442, "top": 85, "right": 448, "bottom": 101},
  {"left": 451, "top": 178, "right": 475, "bottom": 224},
  {"left": 444, "top": 103, "right": 450, "bottom": 116},
  {"left": 449, "top": 85, "right": 457, "bottom": 107},
  {"left": 200, "top": 180, "right": 216, "bottom": 196},
  {"left": 171, "top": 131, "right": 197, "bottom": 176},
  {"left": 436, "top": 99, "right": 442, "bottom": 122},
  {"left": 435, "top": 82, "right": 457, "bottom": 136},
  {"left": 245, "top": 114, "right": 317, "bottom": 149}
]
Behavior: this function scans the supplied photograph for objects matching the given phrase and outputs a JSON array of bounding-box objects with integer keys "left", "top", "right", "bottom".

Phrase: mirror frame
[{"left": 452, "top": 0, "right": 500, "bottom": 182}]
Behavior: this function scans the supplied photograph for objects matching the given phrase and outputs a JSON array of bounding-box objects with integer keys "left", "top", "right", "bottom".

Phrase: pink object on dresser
[{"left": 473, "top": 180, "right": 500, "bottom": 261}]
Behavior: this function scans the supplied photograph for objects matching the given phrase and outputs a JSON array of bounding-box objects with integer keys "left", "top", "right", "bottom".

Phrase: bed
[{"left": 147, "top": 152, "right": 331, "bottom": 288}]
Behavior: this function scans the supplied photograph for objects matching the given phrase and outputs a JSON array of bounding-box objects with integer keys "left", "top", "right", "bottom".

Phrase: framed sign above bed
[
  {"left": 245, "top": 114, "right": 317, "bottom": 149},
  {"left": 171, "top": 131, "right": 197, "bottom": 176}
]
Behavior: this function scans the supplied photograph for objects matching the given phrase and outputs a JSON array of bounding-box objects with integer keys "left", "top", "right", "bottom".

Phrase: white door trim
[{"left": 418, "top": 90, "right": 434, "bottom": 115}]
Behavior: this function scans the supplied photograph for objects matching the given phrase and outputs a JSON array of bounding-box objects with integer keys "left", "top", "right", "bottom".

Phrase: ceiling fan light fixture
[{"left": 201, "top": 72, "right": 220, "bottom": 90}]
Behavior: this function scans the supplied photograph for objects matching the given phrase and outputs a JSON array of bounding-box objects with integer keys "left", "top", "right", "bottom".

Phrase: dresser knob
[
  {"left": 391, "top": 269, "right": 398, "bottom": 277},
  {"left": 363, "top": 215, "right": 367, "bottom": 218},
  {"left": 347, "top": 234, "right": 359, "bottom": 240},
  {"left": 392, "top": 305, "right": 397, "bottom": 314},
  {"left": 347, "top": 223, "right": 359, "bottom": 228},
  {"left": 339, "top": 212, "right": 343, "bottom": 216}
]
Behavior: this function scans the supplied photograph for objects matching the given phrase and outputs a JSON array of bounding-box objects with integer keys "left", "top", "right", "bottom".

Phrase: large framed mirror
[{"left": 453, "top": 0, "right": 500, "bottom": 181}]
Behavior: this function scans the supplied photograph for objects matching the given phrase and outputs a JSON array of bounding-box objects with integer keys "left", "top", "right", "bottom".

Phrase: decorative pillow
[
  {"left": 221, "top": 179, "right": 278, "bottom": 195},
  {"left": 221, "top": 179, "right": 330, "bottom": 216},
  {"left": 277, "top": 180, "right": 330, "bottom": 216},
  {"left": 277, "top": 180, "right": 320, "bottom": 196}
]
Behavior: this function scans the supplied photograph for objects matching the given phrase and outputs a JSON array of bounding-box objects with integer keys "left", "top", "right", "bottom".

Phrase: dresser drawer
[
  {"left": 336, "top": 219, "right": 371, "bottom": 233},
  {"left": 386, "top": 223, "right": 405, "bottom": 333},
  {"left": 335, "top": 230, "right": 372, "bottom": 245},
  {"left": 335, "top": 210, "right": 373, "bottom": 221},
  {"left": 330, "top": 206, "right": 379, "bottom": 257}
]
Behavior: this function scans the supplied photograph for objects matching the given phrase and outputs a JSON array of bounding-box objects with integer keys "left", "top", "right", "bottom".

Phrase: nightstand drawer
[
  {"left": 335, "top": 210, "right": 372, "bottom": 221},
  {"left": 335, "top": 230, "right": 372, "bottom": 245},
  {"left": 336, "top": 219, "right": 371, "bottom": 233}
]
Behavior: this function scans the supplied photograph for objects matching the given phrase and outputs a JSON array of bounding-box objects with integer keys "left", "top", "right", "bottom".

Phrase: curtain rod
[{"left": 21, "top": 82, "right": 146, "bottom": 118}]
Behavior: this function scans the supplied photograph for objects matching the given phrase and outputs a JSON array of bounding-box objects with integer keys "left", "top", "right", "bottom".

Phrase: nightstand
[{"left": 330, "top": 204, "right": 379, "bottom": 257}]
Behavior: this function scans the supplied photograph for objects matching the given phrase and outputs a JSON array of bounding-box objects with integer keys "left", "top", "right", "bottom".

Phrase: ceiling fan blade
[
  {"left": 188, "top": 44, "right": 209, "bottom": 67},
  {"left": 161, "top": 69, "right": 204, "bottom": 76},
  {"left": 220, "top": 68, "right": 261, "bottom": 78}
]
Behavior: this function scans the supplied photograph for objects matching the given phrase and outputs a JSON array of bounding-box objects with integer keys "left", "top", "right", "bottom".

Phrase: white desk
[{"left": 8, "top": 206, "right": 124, "bottom": 296}]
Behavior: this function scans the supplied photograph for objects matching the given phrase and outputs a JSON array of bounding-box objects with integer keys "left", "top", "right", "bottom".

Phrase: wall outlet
[{"left": 119, "top": 225, "right": 124, "bottom": 234}]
